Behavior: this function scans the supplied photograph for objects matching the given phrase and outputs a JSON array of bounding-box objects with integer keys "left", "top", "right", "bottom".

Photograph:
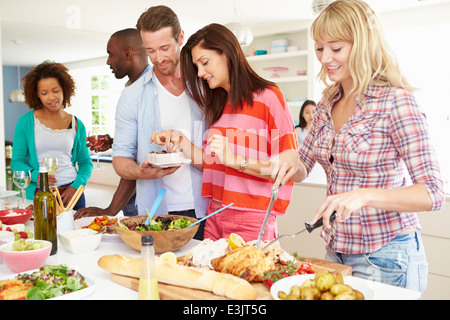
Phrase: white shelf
[
  {"left": 268, "top": 75, "right": 308, "bottom": 83},
  {"left": 246, "top": 50, "right": 308, "bottom": 62}
]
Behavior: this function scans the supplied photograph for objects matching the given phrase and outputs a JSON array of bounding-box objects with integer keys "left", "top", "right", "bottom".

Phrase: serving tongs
[
  {"left": 261, "top": 212, "right": 337, "bottom": 251},
  {"left": 256, "top": 186, "right": 279, "bottom": 248}
]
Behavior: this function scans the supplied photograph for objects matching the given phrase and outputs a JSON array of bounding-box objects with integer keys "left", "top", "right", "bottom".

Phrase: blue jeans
[{"left": 325, "top": 231, "right": 428, "bottom": 296}]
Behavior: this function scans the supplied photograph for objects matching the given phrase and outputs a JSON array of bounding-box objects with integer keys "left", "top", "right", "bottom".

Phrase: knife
[{"left": 260, "top": 212, "right": 337, "bottom": 251}]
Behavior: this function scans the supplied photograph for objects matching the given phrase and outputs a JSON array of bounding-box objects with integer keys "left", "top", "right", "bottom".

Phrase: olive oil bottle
[{"left": 33, "top": 166, "right": 57, "bottom": 255}]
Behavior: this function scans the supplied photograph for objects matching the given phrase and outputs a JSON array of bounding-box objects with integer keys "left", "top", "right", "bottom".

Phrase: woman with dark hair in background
[{"left": 295, "top": 100, "right": 316, "bottom": 146}]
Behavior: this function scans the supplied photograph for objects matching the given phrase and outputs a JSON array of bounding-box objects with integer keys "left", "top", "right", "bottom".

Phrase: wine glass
[
  {"left": 12, "top": 170, "right": 31, "bottom": 208},
  {"left": 42, "top": 157, "right": 59, "bottom": 176},
  {"left": 87, "top": 134, "right": 107, "bottom": 170}
]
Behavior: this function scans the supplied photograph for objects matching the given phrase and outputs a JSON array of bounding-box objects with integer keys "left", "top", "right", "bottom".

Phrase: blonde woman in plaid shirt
[{"left": 274, "top": 0, "right": 445, "bottom": 295}]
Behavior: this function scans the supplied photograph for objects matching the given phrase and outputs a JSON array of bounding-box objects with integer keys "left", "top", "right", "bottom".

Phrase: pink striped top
[{"left": 202, "top": 86, "right": 298, "bottom": 214}]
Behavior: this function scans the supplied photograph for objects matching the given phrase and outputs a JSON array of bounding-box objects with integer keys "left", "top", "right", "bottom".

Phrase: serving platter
[
  {"left": 109, "top": 255, "right": 352, "bottom": 300},
  {"left": 0, "top": 267, "right": 96, "bottom": 300}
]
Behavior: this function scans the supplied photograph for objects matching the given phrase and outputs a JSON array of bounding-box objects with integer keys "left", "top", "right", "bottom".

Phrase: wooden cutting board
[{"left": 110, "top": 256, "right": 351, "bottom": 300}]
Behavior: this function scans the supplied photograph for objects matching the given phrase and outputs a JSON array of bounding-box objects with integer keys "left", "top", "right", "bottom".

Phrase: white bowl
[{"left": 58, "top": 229, "right": 102, "bottom": 254}]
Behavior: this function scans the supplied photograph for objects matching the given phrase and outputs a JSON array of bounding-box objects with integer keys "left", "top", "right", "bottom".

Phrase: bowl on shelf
[
  {"left": 0, "top": 240, "right": 52, "bottom": 273},
  {"left": 114, "top": 214, "right": 199, "bottom": 253},
  {"left": 255, "top": 50, "right": 268, "bottom": 56},
  {"left": 58, "top": 229, "right": 102, "bottom": 254},
  {"left": 0, "top": 209, "right": 33, "bottom": 225}
]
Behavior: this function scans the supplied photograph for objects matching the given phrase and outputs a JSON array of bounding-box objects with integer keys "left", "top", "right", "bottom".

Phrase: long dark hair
[
  {"left": 181, "top": 23, "right": 275, "bottom": 127},
  {"left": 295, "top": 100, "right": 316, "bottom": 129}
]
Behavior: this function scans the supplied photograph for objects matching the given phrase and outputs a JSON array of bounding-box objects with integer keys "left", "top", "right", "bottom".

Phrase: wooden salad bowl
[{"left": 114, "top": 214, "right": 199, "bottom": 253}]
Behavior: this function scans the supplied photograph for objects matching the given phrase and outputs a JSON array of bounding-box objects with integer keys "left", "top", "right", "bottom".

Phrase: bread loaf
[{"left": 97, "top": 254, "right": 257, "bottom": 300}]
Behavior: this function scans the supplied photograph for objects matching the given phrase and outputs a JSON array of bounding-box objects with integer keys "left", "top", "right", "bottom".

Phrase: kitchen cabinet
[{"left": 243, "top": 23, "right": 316, "bottom": 123}]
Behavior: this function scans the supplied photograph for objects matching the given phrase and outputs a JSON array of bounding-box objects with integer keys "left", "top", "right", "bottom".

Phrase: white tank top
[
  {"left": 34, "top": 115, "right": 77, "bottom": 186},
  {"left": 154, "top": 72, "right": 195, "bottom": 211}
]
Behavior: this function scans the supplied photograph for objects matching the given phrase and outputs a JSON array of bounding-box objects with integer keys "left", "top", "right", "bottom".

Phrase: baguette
[{"left": 97, "top": 254, "right": 257, "bottom": 300}]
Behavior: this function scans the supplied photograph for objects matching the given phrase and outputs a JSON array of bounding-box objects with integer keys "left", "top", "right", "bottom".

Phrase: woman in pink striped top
[
  {"left": 277, "top": 0, "right": 445, "bottom": 295},
  {"left": 151, "top": 23, "right": 299, "bottom": 242}
]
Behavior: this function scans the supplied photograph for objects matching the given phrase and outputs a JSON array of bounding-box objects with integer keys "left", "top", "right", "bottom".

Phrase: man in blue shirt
[
  {"left": 75, "top": 28, "right": 149, "bottom": 220},
  {"left": 112, "top": 6, "right": 207, "bottom": 240}
]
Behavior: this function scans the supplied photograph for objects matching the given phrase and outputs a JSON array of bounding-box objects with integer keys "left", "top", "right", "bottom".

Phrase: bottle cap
[
  {"left": 39, "top": 166, "right": 49, "bottom": 173},
  {"left": 141, "top": 235, "right": 154, "bottom": 245}
]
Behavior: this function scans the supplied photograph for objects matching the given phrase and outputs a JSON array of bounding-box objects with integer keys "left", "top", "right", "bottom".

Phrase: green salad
[
  {"left": 17, "top": 265, "right": 88, "bottom": 300},
  {"left": 119, "top": 216, "right": 192, "bottom": 231}
]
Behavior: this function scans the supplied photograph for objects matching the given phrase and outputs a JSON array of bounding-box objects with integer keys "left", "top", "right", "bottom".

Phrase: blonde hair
[{"left": 311, "top": 0, "right": 415, "bottom": 103}]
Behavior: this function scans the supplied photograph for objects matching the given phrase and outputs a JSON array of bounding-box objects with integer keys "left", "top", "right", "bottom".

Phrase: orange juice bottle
[{"left": 138, "top": 235, "right": 159, "bottom": 300}]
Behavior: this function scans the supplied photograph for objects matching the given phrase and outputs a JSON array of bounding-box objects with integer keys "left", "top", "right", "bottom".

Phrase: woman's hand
[
  {"left": 270, "top": 150, "right": 302, "bottom": 189},
  {"left": 150, "top": 130, "right": 183, "bottom": 152},
  {"left": 207, "top": 134, "right": 234, "bottom": 165},
  {"left": 311, "top": 189, "right": 368, "bottom": 229}
]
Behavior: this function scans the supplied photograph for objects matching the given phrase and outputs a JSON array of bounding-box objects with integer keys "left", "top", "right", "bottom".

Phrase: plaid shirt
[{"left": 299, "top": 84, "right": 445, "bottom": 254}]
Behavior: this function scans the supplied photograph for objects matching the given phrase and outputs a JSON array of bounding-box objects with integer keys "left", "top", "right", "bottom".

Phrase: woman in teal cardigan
[{"left": 11, "top": 61, "right": 92, "bottom": 209}]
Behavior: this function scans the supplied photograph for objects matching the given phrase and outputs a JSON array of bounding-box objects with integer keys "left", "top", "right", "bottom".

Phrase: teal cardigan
[{"left": 11, "top": 110, "right": 93, "bottom": 200}]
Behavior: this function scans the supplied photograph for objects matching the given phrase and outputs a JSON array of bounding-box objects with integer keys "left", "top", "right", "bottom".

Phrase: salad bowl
[{"left": 114, "top": 214, "right": 198, "bottom": 253}]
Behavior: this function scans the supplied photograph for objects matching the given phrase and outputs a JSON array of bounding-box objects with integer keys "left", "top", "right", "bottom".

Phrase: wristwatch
[{"left": 238, "top": 156, "right": 248, "bottom": 172}]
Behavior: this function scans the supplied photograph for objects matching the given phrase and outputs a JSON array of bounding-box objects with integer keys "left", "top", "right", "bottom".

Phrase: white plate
[
  {"left": 270, "top": 274, "right": 375, "bottom": 300},
  {"left": 149, "top": 158, "right": 191, "bottom": 168},
  {"left": 73, "top": 216, "right": 120, "bottom": 241},
  {"left": 0, "top": 267, "right": 95, "bottom": 300},
  {"left": 0, "top": 191, "right": 19, "bottom": 199}
]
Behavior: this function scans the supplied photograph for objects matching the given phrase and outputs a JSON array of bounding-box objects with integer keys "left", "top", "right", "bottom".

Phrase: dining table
[{"left": 0, "top": 196, "right": 422, "bottom": 300}]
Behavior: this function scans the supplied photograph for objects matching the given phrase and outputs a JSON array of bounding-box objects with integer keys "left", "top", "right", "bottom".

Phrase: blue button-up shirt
[{"left": 112, "top": 66, "right": 208, "bottom": 217}]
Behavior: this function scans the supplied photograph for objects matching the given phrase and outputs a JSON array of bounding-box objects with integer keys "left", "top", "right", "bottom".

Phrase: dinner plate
[
  {"left": 73, "top": 216, "right": 120, "bottom": 241},
  {"left": 0, "top": 267, "right": 96, "bottom": 300},
  {"left": 270, "top": 274, "right": 375, "bottom": 300},
  {"left": 149, "top": 158, "right": 192, "bottom": 168},
  {"left": 0, "top": 191, "right": 19, "bottom": 199}
]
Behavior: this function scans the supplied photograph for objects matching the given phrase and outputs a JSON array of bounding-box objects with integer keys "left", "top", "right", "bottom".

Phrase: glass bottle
[
  {"left": 33, "top": 166, "right": 58, "bottom": 255},
  {"left": 138, "top": 235, "right": 159, "bottom": 300}
]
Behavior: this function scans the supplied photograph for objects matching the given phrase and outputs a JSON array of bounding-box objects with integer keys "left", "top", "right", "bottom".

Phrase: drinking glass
[
  {"left": 42, "top": 157, "right": 59, "bottom": 175},
  {"left": 12, "top": 170, "right": 31, "bottom": 208},
  {"left": 87, "top": 134, "right": 106, "bottom": 170}
]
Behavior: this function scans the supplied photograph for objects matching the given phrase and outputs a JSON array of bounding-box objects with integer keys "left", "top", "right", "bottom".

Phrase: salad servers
[
  {"left": 188, "top": 202, "right": 234, "bottom": 228},
  {"left": 145, "top": 188, "right": 166, "bottom": 225}
]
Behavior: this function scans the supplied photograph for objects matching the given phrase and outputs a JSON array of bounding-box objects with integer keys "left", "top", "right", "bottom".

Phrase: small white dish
[
  {"left": 58, "top": 228, "right": 102, "bottom": 254},
  {"left": 147, "top": 152, "right": 191, "bottom": 168}
]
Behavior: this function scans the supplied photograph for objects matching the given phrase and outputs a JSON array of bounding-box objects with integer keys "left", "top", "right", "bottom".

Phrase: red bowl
[{"left": 0, "top": 209, "right": 33, "bottom": 225}]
